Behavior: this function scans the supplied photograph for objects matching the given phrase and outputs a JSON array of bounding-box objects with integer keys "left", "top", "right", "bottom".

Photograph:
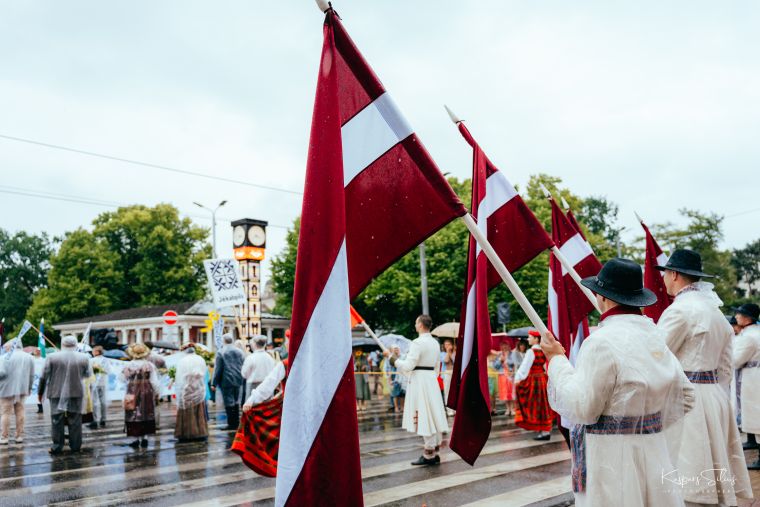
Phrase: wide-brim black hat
[
  {"left": 733, "top": 303, "right": 760, "bottom": 321},
  {"left": 581, "top": 257, "right": 658, "bottom": 308},
  {"left": 654, "top": 248, "right": 714, "bottom": 278}
]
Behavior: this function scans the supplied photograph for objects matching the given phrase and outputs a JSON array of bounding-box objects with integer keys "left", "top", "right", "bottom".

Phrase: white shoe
[
  {"left": 0, "top": 438, "right": 8, "bottom": 445},
  {"left": 15, "top": 437, "right": 23, "bottom": 444}
]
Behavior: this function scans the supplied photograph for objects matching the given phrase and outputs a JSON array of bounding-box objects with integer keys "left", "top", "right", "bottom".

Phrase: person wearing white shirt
[
  {"left": 89, "top": 346, "right": 110, "bottom": 429},
  {"left": 241, "top": 336, "right": 276, "bottom": 404}
]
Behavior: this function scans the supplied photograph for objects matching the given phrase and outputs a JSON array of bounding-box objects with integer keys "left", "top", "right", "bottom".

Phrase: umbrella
[
  {"left": 378, "top": 334, "right": 411, "bottom": 356},
  {"left": 506, "top": 326, "right": 538, "bottom": 338},
  {"left": 145, "top": 340, "right": 180, "bottom": 351},
  {"left": 103, "top": 349, "right": 128, "bottom": 359},
  {"left": 431, "top": 322, "right": 460, "bottom": 338},
  {"left": 351, "top": 337, "right": 381, "bottom": 352}
]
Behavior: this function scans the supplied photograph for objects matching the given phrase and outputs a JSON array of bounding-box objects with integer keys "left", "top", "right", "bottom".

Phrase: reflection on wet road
[{"left": 1, "top": 399, "right": 577, "bottom": 506}]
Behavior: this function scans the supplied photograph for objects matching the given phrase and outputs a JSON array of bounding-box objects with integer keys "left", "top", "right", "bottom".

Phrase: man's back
[
  {"left": 0, "top": 350, "right": 35, "bottom": 397},
  {"left": 243, "top": 350, "right": 276, "bottom": 384},
  {"left": 215, "top": 346, "right": 245, "bottom": 388},
  {"left": 41, "top": 351, "right": 90, "bottom": 399}
]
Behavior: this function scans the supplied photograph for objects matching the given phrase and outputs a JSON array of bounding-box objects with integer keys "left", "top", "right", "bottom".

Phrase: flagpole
[
  {"left": 460, "top": 213, "right": 549, "bottom": 335},
  {"left": 359, "top": 322, "right": 389, "bottom": 354},
  {"left": 30, "top": 323, "right": 59, "bottom": 350}
]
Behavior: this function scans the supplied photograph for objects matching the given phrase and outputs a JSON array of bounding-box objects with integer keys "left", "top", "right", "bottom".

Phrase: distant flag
[
  {"left": 448, "top": 120, "right": 554, "bottom": 465},
  {"left": 277, "top": 7, "right": 466, "bottom": 507},
  {"left": 5, "top": 320, "right": 32, "bottom": 361},
  {"left": 38, "top": 318, "right": 46, "bottom": 359},
  {"left": 213, "top": 314, "right": 225, "bottom": 351},
  {"left": 77, "top": 322, "right": 93, "bottom": 353},
  {"left": 639, "top": 217, "right": 671, "bottom": 322},
  {"left": 547, "top": 198, "right": 601, "bottom": 357}
]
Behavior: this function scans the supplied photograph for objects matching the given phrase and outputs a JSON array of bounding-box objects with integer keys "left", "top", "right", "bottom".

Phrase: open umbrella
[
  {"left": 506, "top": 326, "right": 537, "bottom": 338},
  {"left": 145, "top": 340, "right": 180, "bottom": 351},
  {"left": 378, "top": 334, "right": 412, "bottom": 356},
  {"left": 351, "top": 337, "right": 381, "bottom": 352},
  {"left": 431, "top": 322, "right": 460, "bottom": 338}
]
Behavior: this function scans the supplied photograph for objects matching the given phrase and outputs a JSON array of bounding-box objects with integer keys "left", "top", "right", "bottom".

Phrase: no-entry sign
[{"left": 163, "top": 310, "right": 178, "bottom": 326}]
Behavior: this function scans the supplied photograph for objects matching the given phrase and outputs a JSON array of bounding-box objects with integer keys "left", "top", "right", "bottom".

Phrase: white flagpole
[
  {"left": 460, "top": 213, "right": 549, "bottom": 335},
  {"left": 359, "top": 321, "right": 389, "bottom": 353},
  {"left": 538, "top": 185, "right": 601, "bottom": 313}
]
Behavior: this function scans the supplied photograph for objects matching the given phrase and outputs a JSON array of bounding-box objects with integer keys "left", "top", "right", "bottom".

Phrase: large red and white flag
[
  {"left": 562, "top": 205, "right": 594, "bottom": 362},
  {"left": 278, "top": 10, "right": 466, "bottom": 506},
  {"left": 547, "top": 198, "right": 601, "bottom": 356},
  {"left": 448, "top": 122, "right": 553, "bottom": 465},
  {"left": 640, "top": 220, "right": 671, "bottom": 322}
]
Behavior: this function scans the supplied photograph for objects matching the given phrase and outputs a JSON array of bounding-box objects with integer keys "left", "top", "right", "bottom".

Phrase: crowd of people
[{"left": 0, "top": 331, "right": 288, "bottom": 455}]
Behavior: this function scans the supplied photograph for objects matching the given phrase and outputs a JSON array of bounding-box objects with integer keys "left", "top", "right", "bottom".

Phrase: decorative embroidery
[{"left": 683, "top": 369, "right": 718, "bottom": 384}]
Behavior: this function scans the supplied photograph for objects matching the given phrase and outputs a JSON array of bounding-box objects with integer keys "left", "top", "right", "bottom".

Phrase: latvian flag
[
  {"left": 640, "top": 220, "right": 671, "bottom": 322},
  {"left": 276, "top": 10, "right": 466, "bottom": 507},
  {"left": 547, "top": 198, "right": 601, "bottom": 359},
  {"left": 448, "top": 122, "right": 553, "bottom": 465}
]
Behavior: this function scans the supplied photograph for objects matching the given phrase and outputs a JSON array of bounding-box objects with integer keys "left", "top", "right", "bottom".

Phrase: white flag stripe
[
  {"left": 474, "top": 171, "right": 518, "bottom": 257},
  {"left": 657, "top": 252, "right": 668, "bottom": 266},
  {"left": 558, "top": 233, "right": 593, "bottom": 275},
  {"left": 459, "top": 284, "right": 476, "bottom": 379},
  {"left": 547, "top": 271, "right": 559, "bottom": 334},
  {"left": 275, "top": 241, "right": 353, "bottom": 507},
  {"left": 342, "top": 93, "right": 414, "bottom": 187}
]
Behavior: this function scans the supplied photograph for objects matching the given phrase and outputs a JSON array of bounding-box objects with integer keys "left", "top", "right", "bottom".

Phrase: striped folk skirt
[{"left": 514, "top": 371, "right": 553, "bottom": 432}]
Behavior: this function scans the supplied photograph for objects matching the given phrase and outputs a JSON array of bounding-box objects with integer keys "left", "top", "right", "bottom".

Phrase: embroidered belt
[
  {"left": 745, "top": 361, "right": 760, "bottom": 368},
  {"left": 571, "top": 412, "right": 662, "bottom": 493},
  {"left": 413, "top": 366, "right": 435, "bottom": 371},
  {"left": 684, "top": 369, "right": 719, "bottom": 384}
]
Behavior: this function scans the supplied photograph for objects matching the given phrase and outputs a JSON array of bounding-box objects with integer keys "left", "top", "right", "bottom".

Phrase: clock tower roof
[{"left": 231, "top": 218, "right": 268, "bottom": 228}]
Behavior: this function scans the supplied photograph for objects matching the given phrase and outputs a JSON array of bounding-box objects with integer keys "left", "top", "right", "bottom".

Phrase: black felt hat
[
  {"left": 581, "top": 258, "right": 658, "bottom": 308},
  {"left": 734, "top": 303, "right": 760, "bottom": 321},
  {"left": 655, "top": 248, "right": 714, "bottom": 278}
]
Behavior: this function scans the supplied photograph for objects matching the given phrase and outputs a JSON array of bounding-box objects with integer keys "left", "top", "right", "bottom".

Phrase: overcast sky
[{"left": 1, "top": 1, "right": 758, "bottom": 288}]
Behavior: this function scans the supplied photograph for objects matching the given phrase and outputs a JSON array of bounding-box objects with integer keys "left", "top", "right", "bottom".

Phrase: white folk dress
[
  {"left": 548, "top": 314, "right": 695, "bottom": 507},
  {"left": 658, "top": 283, "right": 752, "bottom": 504},
  {"left": 734, "top": 323, "right": 760, "bottom": 435},
  {"left": 395, "top": 333, "right": 448, "bottom": 438}
]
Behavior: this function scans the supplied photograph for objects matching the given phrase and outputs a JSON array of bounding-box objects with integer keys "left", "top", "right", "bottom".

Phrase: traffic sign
[{"left": 163, "top": 310, "right": 178, "bottom": 326}]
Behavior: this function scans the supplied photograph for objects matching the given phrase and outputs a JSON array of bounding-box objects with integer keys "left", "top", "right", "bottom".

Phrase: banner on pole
[{"left": 203, "top": 258, "right": 247, "bottom": 309}]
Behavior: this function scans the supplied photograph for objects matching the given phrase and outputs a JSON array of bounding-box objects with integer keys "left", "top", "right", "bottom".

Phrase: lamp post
[{"left": 193, "top": 200, "right": 227, "bottom": 258}]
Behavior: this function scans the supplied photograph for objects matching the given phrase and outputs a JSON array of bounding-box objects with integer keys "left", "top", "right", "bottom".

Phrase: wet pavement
[{"left": 1, "top": 399, "right": 758, "bottom": 506}]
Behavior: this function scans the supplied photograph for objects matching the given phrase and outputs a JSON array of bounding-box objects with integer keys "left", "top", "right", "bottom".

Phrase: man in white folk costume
[
  {"left": 541, "top": 258, "right": 696, "bottom": 507},
  {"left": 385, "top": 315, "right": 449, "bottom": 466},
  {"left": 733, "top": 302, "right": 760, "bottom": 470},
  {"left": 657, "top": 249, "right": 752, "bottom": 505}
]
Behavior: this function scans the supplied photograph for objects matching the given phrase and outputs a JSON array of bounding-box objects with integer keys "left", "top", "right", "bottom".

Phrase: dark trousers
[
  {"left": 51, "top": 412, "right": 82, "bottom": 452},
  {"left": 221, "top": 386, "right": 241, "bottom": 429}
]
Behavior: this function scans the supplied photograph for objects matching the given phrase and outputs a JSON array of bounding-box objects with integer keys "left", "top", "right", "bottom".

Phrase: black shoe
[
  {"left": 434, "top": 455, "right": 441, "bottom": 464},
  {"left": 88, "top": 422, "right": 98, "bottom": 430},
  {"left": 48, "top": 448, "right": 63, "bottom": 456},
  {"left": 140, "top": 439, "right": 148, "bottom": 448},
  {"left": 100, "top": 422, "right": 106, "bottom": 428},
  {"left": 743, "top": 441, "right": 759, "bottom": 450},
  {"left": 128, "top": 440, "right": 140, "bottom": 448},
  {"left": 533, "top": 433, "right": 551, "bottom": 441},
  {"left": 748, "top": 460, "right": 760, "bottom": 470},
  {"left": 411, "top": 455, "right": 438, "bottom": 466}
]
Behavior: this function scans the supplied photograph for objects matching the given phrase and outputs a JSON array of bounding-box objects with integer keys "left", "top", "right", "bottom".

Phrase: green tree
[
  {"left": 732, "top": 239, "right": 760, "bottom": 298},
  {"left": 0, "top": 229, "right": 52, "bottom": 334},
  {"left": 270, "top": 217, "right": 300, "bottom": 317},
  {"left": 27, "top": 204, "right": 211, "bottom": 332}
]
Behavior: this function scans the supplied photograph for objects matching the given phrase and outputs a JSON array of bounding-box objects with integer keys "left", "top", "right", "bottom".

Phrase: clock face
[
  {"left": 248, "top": 225, "right": 266, "bottom": 247},
  {"left": 233, "top": 225, "right": 246, "bottom": 247}
]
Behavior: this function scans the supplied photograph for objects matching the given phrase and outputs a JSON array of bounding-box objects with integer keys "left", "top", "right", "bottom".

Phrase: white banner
[{"left": 204, "top": 258, "right": 246, "bottom": 309}]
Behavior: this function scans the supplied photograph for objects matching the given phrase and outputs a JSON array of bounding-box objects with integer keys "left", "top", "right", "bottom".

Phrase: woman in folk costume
[
  {"left": 733, "top": 302, "right": 760, "bottom": 469},
  {"left": 542, "top": 258, "right": 695, "bottom": 507},
  {"left": 174, "top": 343, "right": 209, "bottom": 442},
  {"left": 121, "top": 343, "right": 161, "bottom": 448},
  {"left": 514, "top": 330, "right": 553, "bottom": 440},
  {"left": 657, "top": 249, "right": 752, "bottom": 505},
  {"left": 386, "top": 315, "right": 449, "bottom": 466}
]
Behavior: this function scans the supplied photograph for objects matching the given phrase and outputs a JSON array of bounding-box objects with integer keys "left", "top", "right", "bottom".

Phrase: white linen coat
[
  {"left": 658, "top": 283, "right": 752, "bottom": 504},
  {"left": 548, "top": 314, "right": 695, "bottom": 507},
  {"left": 395, "top": 333, "right": 448, "bottom": 438},
  {"left": 734, "top": 323, "right": 760, "bottom": 434}
]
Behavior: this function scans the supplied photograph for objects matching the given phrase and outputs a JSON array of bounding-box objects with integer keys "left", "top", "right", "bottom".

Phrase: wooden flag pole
[
  {"left": 460, "top": 213, "right": 549, "bottom": 335},
  {"left": 232, "top": 305, "right": 245, "bottom": 341},
  {"left": 359, "top": 321, "right": 389, "bottom": 354},
  {"left": 29, "top": 323, "right": 59, "bottom": 350}
]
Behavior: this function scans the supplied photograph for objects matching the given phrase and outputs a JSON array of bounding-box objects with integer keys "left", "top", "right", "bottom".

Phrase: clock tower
[{"left": 231, "top": 218, "right": 268, "bottom": 339}]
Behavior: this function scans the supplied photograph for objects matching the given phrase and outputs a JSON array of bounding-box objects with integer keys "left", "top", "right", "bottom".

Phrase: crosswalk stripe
[
  {"left": 458, "top": 476, "right": 571, "bottom": 506},
  {"left": 363, "top": 451, "right": 571, "bottom": 507}
]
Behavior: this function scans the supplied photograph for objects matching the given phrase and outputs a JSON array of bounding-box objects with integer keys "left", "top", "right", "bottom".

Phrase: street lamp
[{"left": 193, "top": 200, "right": 227, "bottom": 258}]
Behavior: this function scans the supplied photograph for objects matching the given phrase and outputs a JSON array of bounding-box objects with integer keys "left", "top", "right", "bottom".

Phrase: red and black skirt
[
  {"left": 230, "top": 393, "right": 283, "bottom": 477},
  {"left": 514, "top": 371, "right": 553, "bottom": 432}
]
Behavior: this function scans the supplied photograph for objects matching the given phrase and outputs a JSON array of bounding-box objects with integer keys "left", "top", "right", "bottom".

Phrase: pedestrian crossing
[{"left": 0, "top": 399, "right": 576, "bottom": 506}]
